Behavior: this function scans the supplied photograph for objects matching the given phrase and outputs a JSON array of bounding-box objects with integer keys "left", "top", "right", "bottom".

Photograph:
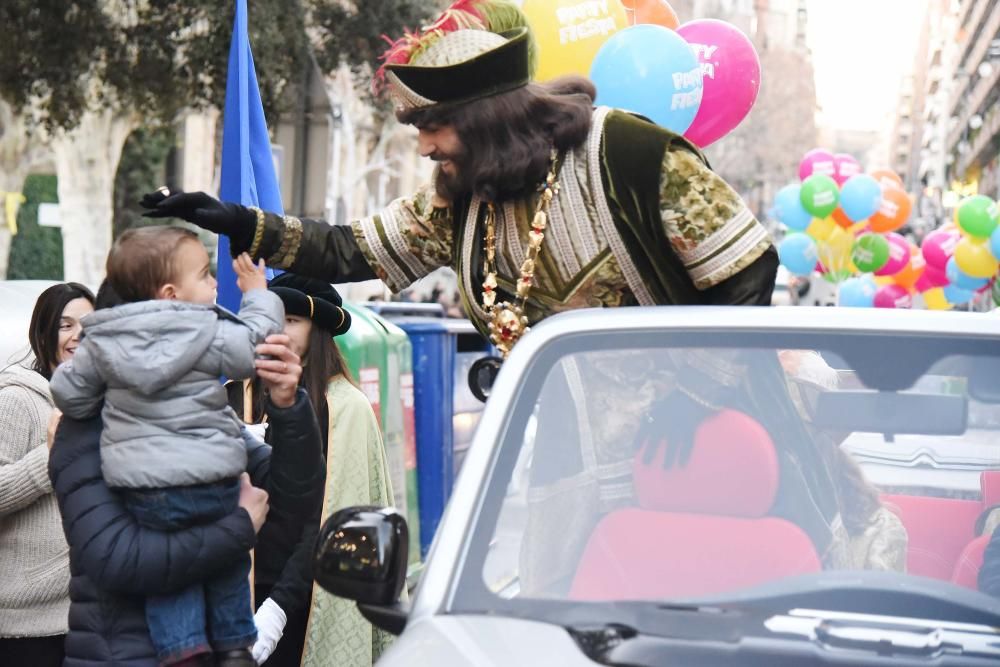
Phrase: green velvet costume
[{"left": 237, "top": 108, "right": 777, "bottom": 329}]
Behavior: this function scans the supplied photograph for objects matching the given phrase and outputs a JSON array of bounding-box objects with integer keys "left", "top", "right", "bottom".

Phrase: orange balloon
[
  {"left": 868, "top": 187, "right": 912, "bottom": 233},
  {"left": 870, "top": 169, "right": 904, "bottom": 191},
  {"left": 892, "top": 245, "right": 925, "bottom": 291},
  {"left": 621, "top": 0, "right": 679, "bottom": 29},
  {"left": 832, "top": 207, "right": 853, "bottom": 228}
]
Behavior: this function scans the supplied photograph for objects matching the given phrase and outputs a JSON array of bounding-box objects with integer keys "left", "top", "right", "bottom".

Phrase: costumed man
[{"left": 143, "top": 1, "right": 851, "bottom": 592}]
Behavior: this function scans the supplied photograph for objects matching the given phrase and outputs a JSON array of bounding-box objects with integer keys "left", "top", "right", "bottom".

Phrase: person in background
[
  {"left": 228, "top": 272, "right": 395, "bottom": 667},
  {"left": 0, "top": 282, "right": 94, "bottom": 667},
  {"left": 779, "top": 349, "right": 907, "bottom": 572}
]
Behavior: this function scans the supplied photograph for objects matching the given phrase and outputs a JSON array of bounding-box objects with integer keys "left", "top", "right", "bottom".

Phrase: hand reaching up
[{"left": 234, "top": 253, "right": 267, "bottom": 293}]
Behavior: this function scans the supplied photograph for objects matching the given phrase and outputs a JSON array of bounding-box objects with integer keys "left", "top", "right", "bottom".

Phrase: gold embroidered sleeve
[
  {"left": 660, "top": 148, "right": 772, "bottom": 290},
  {"left": 350, "top": 184, "right": 454, "bottom": 293}
]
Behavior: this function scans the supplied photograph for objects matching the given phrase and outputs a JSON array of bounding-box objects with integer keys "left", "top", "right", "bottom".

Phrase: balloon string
[{"left": 627, "top": 7, "right": 635, "bottom": 26}]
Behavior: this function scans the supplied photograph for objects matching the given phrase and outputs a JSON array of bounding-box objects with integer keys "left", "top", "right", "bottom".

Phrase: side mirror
[
  {"left": 313, "top": 506, "right": 409, "bottom": 634},
  {"left": 469, "top": 355, "right": 503, "bottom": 402}
]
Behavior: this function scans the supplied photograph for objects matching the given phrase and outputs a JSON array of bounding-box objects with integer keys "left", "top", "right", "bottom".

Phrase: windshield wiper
[{"left": 681, "top": 571, "right": 1000, "bottom": 628}]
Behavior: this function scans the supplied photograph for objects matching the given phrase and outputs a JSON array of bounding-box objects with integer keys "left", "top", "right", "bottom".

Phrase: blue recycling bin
[{"left": 394, "top": 319, "right": 454, "bottom": 556}]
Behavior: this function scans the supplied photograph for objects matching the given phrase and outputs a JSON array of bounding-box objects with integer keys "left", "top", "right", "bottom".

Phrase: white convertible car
[{"left": 317, "top": 307, "right": 1000, "bottom": 665}]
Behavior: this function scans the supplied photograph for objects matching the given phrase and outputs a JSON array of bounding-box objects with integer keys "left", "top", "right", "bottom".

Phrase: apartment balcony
[
  {"left": 956, "top": 103, "right": 1000, "bottom": 176},
  {"left": 948, "top": 0, "right": 1000, "bottom": 118}
]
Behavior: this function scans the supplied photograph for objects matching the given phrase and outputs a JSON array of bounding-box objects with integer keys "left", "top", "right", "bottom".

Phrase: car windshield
[{"left": 452, "top": 327, "right": 1000, "bottom": 621}]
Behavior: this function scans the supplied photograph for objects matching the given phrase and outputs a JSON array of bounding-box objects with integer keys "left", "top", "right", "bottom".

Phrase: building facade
[{"left": 946, "top": 0, "right": 1000, "bottom": 199}]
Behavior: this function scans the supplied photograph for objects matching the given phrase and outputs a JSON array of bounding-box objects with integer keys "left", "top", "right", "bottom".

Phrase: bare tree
[{"left": 705, "top": 46, "right": 819, "bottom": 222}]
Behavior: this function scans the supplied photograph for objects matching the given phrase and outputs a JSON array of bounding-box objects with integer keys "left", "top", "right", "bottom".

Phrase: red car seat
[
  {"left": 950, "top": 471, "right": 1000, "bottom": 590},
  {"left": 569, "top": 410, "right": 822, "bottom": 601}
]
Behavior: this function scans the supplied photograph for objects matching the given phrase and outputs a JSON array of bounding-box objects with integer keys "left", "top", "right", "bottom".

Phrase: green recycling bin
[{"left": 337, "top": 303, "right": 421, "bottom": 568}]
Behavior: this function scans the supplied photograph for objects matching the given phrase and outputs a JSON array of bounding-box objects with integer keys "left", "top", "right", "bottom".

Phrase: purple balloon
[
  {"left": 799, "top": 148, "right": 836, "bottom": 182},
  {"left": 677, "top": 19, "right": 761, "bottom": 148}
]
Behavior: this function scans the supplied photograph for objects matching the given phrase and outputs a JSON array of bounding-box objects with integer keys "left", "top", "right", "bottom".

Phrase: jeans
[{"left": 124, "top": 479, "right": 256, "bottom": 664}]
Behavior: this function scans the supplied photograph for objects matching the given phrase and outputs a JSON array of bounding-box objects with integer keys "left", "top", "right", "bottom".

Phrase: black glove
[
  {"left": 634, "top": 390, "right": 718, "bottom": 469},
  {"left": 140, "top": 190, "right": 256, "bottom": 247}
]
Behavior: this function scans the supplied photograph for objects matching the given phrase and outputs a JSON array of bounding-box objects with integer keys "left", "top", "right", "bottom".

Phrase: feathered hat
[{"left": 375, "top": 0, "right": 538, "bottom": 113}]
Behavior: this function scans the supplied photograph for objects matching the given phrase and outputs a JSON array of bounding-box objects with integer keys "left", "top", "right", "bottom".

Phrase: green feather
[{"left": 475, "top": 0, "right": 539, "bottom": 77}]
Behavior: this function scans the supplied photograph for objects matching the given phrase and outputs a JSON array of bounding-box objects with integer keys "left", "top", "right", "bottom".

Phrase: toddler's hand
[{"left": 234, "top": 253, "right": 267, "bottom": 293}]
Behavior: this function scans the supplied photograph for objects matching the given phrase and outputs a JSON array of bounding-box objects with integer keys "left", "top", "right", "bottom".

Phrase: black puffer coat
[{"left": 49, "top": 389, "right": 325, "bottom": 667}]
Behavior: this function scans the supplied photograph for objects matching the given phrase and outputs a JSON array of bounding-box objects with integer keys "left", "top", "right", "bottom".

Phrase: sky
[{"left": 806, "top": 0, "right": 928, "bottom": 133}]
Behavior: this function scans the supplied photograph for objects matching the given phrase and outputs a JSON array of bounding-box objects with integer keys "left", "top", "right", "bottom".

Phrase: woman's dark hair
[
  {"left": 250, "top": 322, "right": 354, "bottom": 432},
  {"left": 95, "top": 278, "right": 124, "bottom": 310},
  {"left": 28, "top": 282, "right": 95, "bottom": 379},
  {"left": 830, "top": 445, "right": 884, "bottom": 536},
  {"left": 399, "top": 75, "right": 597, "bottom": 201}
]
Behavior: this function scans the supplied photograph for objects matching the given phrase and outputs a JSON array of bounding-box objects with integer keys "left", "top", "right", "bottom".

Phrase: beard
[
  {"left": 433, "top": 162, "right": 475, "bottom": 203},
  {"left": 432, "top": 147, "right": 548, "bottom": 204}
]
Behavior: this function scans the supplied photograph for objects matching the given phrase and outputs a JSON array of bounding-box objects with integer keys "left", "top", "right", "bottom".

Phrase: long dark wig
[{"left": 399, "top": 75, "right": 597, "bottom": 202}]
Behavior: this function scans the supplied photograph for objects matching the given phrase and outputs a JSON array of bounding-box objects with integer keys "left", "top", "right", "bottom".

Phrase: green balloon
[
  {"left": 800, "top": 174, "right": 840, "bottom": 219},
  {"left": 957, "top": 195, "right": 999, "bottom": 238},
  {"left": 851, "top": 233, "right": 890, "bottom": 273}
]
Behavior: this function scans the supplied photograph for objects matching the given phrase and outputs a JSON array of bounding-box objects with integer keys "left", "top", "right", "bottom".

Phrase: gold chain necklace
[{"left": 482, "top": 150, "right": 559, "bottom": 358}]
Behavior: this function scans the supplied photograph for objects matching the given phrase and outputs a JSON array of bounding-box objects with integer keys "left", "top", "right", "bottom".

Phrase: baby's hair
[{"left": 106, "top": 226, "right": 200, "bottom": 302}]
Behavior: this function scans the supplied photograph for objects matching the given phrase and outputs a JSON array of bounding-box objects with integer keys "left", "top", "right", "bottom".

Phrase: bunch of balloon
[
  {"left": 916, "top": 195, "right": 1000, "bottom": 310},
  {"left": 772, "top": 150, "right": 922, "bottom": 309},
  {"left": 584, "top": 7, "right": 760, "bottom": 143}
]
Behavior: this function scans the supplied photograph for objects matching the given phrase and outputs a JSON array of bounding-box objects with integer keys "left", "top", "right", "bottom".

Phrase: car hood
[{"left": 376, "top": 615, "right": 593, "bottom": 666}]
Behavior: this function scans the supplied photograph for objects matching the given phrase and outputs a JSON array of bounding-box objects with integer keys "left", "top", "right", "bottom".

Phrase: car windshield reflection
[{"left": 454, "top": 329, "right": 1000, "bottom": 621}]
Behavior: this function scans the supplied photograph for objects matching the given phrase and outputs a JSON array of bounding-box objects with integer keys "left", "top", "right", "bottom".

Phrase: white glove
[{"left": 251, "top": 597, "right": 287, "bottom": 665}]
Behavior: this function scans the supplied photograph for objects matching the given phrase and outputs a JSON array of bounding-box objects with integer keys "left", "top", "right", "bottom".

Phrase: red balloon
[{"left": 832, "top": 207, "right": 853, "bottom": 229}]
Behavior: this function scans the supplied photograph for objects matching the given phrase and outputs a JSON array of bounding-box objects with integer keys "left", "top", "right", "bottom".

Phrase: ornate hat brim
[{"left": 386, "top": 27, "right": 531, "bottom": 112}]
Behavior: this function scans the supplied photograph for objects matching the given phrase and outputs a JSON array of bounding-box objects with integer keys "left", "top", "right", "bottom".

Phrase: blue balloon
[
  {"left": 590, "top": 25, "right": 703, "bottom": 134},
  {"left": 774, "top": 184, "right": 813, "bottom": 231},
  {"left": 839, "top": 174, "right": 882, "bottom": 222},
  {"left": 946, "top": 256, "right": 988, "bottom": 291},
  {"left": 838, "top": 276, "right": 876, "bottom": 307},
  {"left": 991, "top": 226, "right": 1000, "bottom": 260},
  {"left": 778, "top": 233, "right": 818, "bottom": 276},
  {"left": 943, "top": 283, "right": 975, "bottom": 305}
]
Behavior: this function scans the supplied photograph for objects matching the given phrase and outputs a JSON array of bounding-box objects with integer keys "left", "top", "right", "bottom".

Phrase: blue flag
[{"left": 218, "top": 0, "right": 284, "bottom": 311}]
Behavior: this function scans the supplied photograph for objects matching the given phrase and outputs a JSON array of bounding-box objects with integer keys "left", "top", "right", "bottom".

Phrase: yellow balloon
[
  {"left": 807, "top": 217, "right": 836, "bottom": 242},
  {"left": 522, "top": 0, "right": 628, "bottom": 81},
  {"left": 923, "top": 287, "right": 951, "bottom": 311},
  {"left": 826, "top": 226, "right": 853, "bottom": 254},
  {"left": 874, "top": 275, "right": 895, "bottom": 286},
  {"left": 954, "top": 237, "right": 1000, "bottom": 278}
]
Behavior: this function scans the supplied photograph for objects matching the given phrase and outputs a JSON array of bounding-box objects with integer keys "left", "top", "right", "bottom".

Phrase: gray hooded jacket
[{"left": 50, "top": 290, "right": 283, "bottom": 488}]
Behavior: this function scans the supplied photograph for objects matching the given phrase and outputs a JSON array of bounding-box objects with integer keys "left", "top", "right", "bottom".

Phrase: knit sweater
[{"left": 0, "top": 363, "right": 70, "bottom": 637}]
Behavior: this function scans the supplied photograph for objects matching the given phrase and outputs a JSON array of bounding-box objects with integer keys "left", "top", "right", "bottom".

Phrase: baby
[{"left": 51, "top": 225, "right": 283, "bottom": 666}]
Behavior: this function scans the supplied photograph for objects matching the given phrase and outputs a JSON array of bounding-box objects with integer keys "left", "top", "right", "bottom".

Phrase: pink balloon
[
  {"left": 834, "top": 153, "right": 862, "bottom": 186},
  {"left": 915, "top": 264, "right": 949, "bottom": 292},
  {"left": 874, "top": 284, "right": 913, "bottom": 309},
  {"left": 921, "top": 229, "right": 961, "bottom": 270},
  {"left": 875, "top": 233, "right": 910, "bottom": 276},
  {"left": 677, "top": 20, "right": 761, "bottom": 148},
  {"left": 798, "top": 148, "right": 836, "bottom": 182}
]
